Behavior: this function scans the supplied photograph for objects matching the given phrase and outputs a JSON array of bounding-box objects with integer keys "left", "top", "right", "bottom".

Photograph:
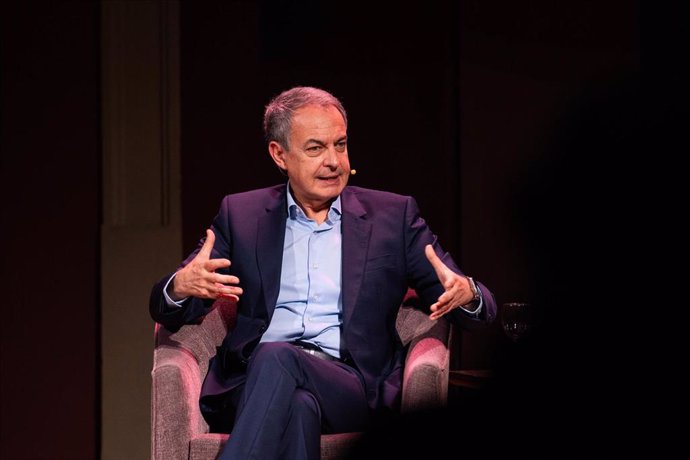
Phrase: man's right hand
[{"left": 169, "top": 229, "right": 243, "bottom": 301}]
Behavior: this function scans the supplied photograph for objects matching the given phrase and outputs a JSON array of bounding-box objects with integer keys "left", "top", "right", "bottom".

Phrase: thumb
[
  {"left": 197, "top": 229, "right": 216, "bottom": 260},
  {"left": 425, "top": 244, "right": 448, "bottom": 281}
]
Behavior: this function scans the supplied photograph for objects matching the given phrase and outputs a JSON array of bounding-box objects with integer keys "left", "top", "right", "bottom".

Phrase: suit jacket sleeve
[
  {"left": 149, "top": 198, "right": 235, "bottom": 332},
  {"left": 403, "top": 196, "right": 497, "bottom": 329}
]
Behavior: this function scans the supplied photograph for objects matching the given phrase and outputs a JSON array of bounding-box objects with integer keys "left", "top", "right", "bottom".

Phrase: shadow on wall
[{"left": 349, "top": 72, "right": 642, "bottom": 458}]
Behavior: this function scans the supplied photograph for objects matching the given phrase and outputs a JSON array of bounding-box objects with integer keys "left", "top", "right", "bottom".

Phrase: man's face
[{"left": 270, "top": 104, "right": 350, "bottom": 210}]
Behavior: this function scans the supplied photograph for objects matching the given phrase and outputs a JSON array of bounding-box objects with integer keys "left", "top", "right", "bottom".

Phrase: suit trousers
[{"left": 218, "top": 341, "right": 370, "bottom": 460}]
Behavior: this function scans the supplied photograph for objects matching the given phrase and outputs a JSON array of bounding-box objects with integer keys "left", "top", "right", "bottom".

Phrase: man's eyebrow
[
  {"left": 303, "top": 136, "right": 348, "bottom": 147},
  {"left": 303, "top": 138, "right": 327, "bottom": 147}
]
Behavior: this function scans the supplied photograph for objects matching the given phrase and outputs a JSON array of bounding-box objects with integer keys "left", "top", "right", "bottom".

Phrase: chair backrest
[{"left": 396, "top": 289, "right": 449, "bottom": 347}]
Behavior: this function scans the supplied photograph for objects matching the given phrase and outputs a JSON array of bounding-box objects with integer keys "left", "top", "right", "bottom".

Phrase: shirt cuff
[
  {"left": 459, "top": 290, "right": 484, "bottom": 317},
  {"left": 163, "top": 273, "right": 188, "bottom": 308}
]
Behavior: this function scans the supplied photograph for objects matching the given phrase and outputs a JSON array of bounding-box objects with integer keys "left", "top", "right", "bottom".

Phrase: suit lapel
[
  {"left": 341, "top": 188, "right": 372, "bottom": 327},
  {"left": 256, "top": 186, "right": 287, "bottom": 319}
]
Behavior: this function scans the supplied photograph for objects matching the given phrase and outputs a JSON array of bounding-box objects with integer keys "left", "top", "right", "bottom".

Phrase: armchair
[{"left": 151, "top": 290, "right": 453, "bottom": 459}]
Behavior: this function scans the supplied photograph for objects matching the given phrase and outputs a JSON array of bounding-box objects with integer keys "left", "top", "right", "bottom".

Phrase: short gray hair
[{"left": 263, "top": 86, "right": 347, "bottom": 149}]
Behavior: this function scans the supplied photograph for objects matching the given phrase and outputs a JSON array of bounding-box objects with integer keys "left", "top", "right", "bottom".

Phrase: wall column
[{"left": 101, "top": 1, "right": 181, "bottom": 458}]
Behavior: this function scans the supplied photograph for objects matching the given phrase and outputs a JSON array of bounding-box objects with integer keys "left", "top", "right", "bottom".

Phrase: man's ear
[{"left": 268, "top": 141, "right": 288, "bottom": 171}]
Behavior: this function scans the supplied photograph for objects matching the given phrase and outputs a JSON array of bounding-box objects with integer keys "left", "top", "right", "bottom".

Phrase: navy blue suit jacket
[{"left": 150, "top": 185, "right": 496, "bottom": 420}]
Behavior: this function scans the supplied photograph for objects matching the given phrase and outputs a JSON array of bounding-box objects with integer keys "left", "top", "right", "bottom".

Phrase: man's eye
[
  {"left": 335, "top": 142, "right": 347, "bottom": 151},
  {"left": 307, "top": 146, "right": 322, "bottom": 152}
]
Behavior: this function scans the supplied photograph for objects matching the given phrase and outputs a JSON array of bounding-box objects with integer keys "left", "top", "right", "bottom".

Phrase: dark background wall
[
  {"left": 1, "top": 1, "right": 638, "bottom": 458},
  {"left": 457, "top": 1, "right": 639, "bottom": 366},
  {"left": 180, "top": 1, "right": 462, "bottom": 257},
  {"left": 179, "top": 0, "right": 639, "bottom": 368},
  {"left": 1, "top": 2, "right": 100, "bottom": 459}
]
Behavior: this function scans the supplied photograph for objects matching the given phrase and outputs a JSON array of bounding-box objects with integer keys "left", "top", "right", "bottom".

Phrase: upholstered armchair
[{"left": 151, "top": 290, "right": 453, "bottom": 459}]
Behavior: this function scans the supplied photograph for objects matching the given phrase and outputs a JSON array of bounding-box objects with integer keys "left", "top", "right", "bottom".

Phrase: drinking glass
[{"left": 501, "top": 302, "right": 532, "bottom": 342}]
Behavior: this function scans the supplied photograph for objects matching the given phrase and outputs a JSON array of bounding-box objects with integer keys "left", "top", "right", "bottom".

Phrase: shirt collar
[{"left": 286, "top": 182, "right": 342, "bottom": 223}]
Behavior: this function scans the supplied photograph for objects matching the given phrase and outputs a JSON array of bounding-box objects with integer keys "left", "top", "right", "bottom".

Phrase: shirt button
[{"left": 312, "top": 263, "right": 318, "bottom": 269}]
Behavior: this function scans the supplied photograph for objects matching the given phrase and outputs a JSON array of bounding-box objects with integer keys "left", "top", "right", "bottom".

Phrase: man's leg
[
  {"left": 218, "top": 341, "right": 369, "bottom": 460},
  {"left": 279, "top": 389, "right": 321, "bottom": 460}
]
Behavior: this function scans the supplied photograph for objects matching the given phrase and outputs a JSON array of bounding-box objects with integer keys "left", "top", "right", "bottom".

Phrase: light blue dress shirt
[{"left": 259, "top": 190, "right": 343, "bottom": 358}]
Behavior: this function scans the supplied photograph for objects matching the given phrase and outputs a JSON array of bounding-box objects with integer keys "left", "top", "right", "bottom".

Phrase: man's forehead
[{"left": 291, "top": 105, "right": 346, "bottom": 133}]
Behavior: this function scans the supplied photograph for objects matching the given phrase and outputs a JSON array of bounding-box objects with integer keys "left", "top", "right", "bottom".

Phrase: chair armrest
[
  {"left": 400, "top": 314, "right": 452, "bottom": 412},
  {"left": 151, "top": 300, "right": 234, "bottom": 459},
  {"left": 151, "top": 339, "right": 209, "bottom": 460}
]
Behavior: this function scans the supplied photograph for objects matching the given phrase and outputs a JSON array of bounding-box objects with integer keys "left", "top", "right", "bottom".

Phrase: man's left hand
[{"left": 424, "top": 244, "right": 475, "bottom": 320}]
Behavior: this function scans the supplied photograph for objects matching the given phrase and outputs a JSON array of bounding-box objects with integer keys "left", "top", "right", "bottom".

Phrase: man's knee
[{"left": 291, "top": 389, "right": 320, "bottom": 419}]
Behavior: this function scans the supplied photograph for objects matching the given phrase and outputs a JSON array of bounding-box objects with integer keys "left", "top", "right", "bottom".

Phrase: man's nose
[{"left": 322, "top": 146, "right": 339, "bottom": 168}]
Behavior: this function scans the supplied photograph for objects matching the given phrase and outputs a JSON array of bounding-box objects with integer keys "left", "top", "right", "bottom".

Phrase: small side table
[{"left": 449, "top": 369, "right": 492, "bottom": 390}]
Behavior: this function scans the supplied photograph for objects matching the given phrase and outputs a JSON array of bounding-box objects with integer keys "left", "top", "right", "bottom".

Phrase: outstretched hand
[
  {"left": 170, "top": 229, "right": 243, "bottom": 301},
  {"left": 424, "top": 244, "right": 474, "bottom": 320}
]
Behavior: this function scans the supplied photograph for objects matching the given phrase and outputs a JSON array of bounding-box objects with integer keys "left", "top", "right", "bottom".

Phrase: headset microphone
[{"left": 350, "top": 169, "right": 357, "bottom": 175}]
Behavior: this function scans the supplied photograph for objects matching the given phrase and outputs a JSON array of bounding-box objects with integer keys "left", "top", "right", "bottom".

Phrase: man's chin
[{"left": 311, "top": 183, "right": 345, "bottom": 201}]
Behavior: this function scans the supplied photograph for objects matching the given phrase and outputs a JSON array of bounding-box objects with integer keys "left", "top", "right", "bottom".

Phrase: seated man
[{"left": 149, "top": 86, "right": 496, "bottom": 459}]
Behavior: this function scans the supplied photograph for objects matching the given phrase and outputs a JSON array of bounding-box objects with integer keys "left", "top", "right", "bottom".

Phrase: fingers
[
  {"left": 217, "top": 293, "right": 240, "bottom": 302},
  {"left": 197, "top": 229, "right": 216, "bottom": 260},
  {"left": 197, "top": 229, "right": 231, "bottom": 272},
  {"left": 205, "top": 257, "right": 231, "bottom": 271},
  {"left": 429, "top": 301, "right": 453, "bottom": 321},
  {"left": 429, "top": 294, "right": 460, "bottom": 320},
  {"left": 429, "top": 280, "right": 474, "bottom": 320},
  {"left": 205, "top": 272, "right": 242, "bottom": 299},
  {"left": 427, "top": 267, "right": 465, "bottom": 320},
  {"left": 174, "top": 229, "right": 244, "bottom": 300},
  {"left": 210, "top": 272, "right": 240, "bottom": 286},
  {"left": 214, "top": 283, "right": 242, "bottom": 302},
  {"left": 425, "top": 245, "right": 473, "bottom": 320},
  {"left": 196, "top": 285, "right": 241, "bottom": 301},
  {"left": 425, "top": 244, "right": 448, "bottom": 281},
  {"left": 181, "top": 277, "right": 243, "bottom": 301},
  {"left": 436, "top": 281, "right": 461, "bottom": 305}
]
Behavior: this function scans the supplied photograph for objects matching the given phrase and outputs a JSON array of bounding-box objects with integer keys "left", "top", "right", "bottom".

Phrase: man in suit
[{"left": 150, "top": 86, "right": 496, "bottom": 459}]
